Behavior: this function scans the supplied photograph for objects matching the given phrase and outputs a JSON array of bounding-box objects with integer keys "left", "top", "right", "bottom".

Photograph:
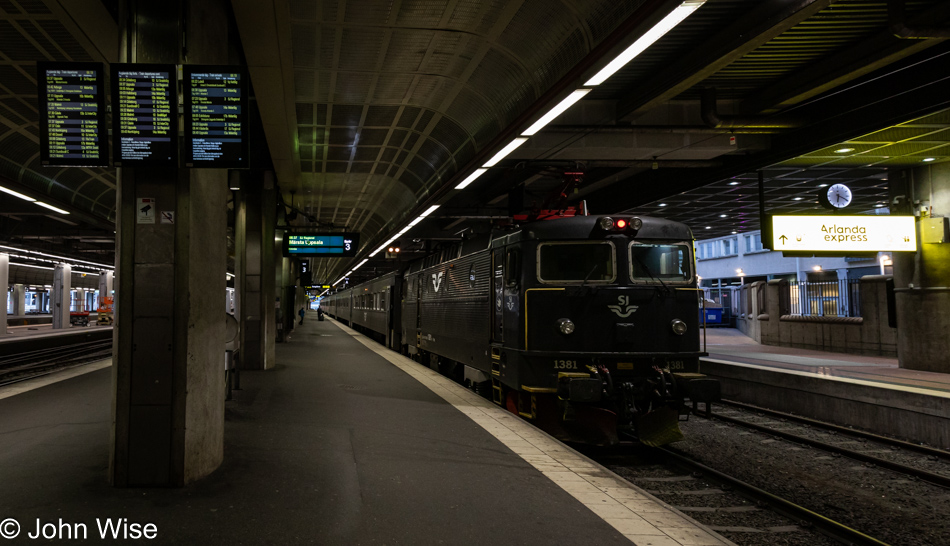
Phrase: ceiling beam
[
  {"left": 739, "top": 1, "right": 950, "bottom": 115},
  {"left": 616, "top": 0, "right": 833, "bottom": 121}
]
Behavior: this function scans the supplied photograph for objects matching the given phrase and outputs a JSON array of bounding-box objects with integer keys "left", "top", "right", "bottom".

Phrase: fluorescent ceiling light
[
  {"left": 420, "top": 205, "right": 440, "bottom": 217},
  {"left": 408, "top": 217, "right": 424, "bottom": 227},
  {"left": 522, "top": 89, "right": 592, "bottom": 136},
  {"left": 351, "top": 259, "right": 368, "bottom": 271},
  {"left": 922, "top": 157, "right": 936, "bottom": 162},
  {"left": 834, "top": 148, "right": 854, "bottom": 153},
  {"left": 333, "top": 277, "right": 345, "bottom": 286},
  {"left": 585, "top": 0, "right": 706, "bottom": 86},
  {"left": 0, "top": 185, "right": 36, "bottom": 202},
  {"left": 483, "top": 138, "right": 528, "bottom": 168},
  {"left": 728, "top": 181, "right": 739, "bottom": 186},
  {"left": 658, "top": 203, "right": 667, "bottom": 207},
  {"left": 0, "top": 244, "right": 113, "bottom": 270},
  {"left": 455, "top": 168, "right": 487, "bottom": 190},
  {"left": 35, "top": 201, "right": 70, "bottom": 214},
  {"left": 10, "top": 262, "right": 54, "bottom": 270}
]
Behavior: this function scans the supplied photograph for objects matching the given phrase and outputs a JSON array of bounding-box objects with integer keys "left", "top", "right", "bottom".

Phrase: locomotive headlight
[
  {"left": 671, "top": 319, "right": 687, "bottom": 335},
  {"left": 630, "top": 217, "right": 643, "bottom": 230},
  {"left": 557, "top": 318, "right": 575, "bottom": 335},
  {"left": 598, "top": 217, "right": 614, "bottom": 230}
]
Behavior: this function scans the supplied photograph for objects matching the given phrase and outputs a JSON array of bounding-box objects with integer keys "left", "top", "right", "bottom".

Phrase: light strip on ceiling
[
  {"left": 35, "top": 201, "right": 70, "bottom": 214},
  {"left": 584, "top": 0, "right": 706, "bottom": 86},
  {"left": 455, "top": 168, "right": 487, "bottom": 190},
  {"left": 0, "top": 245, "right": 114, "bottom": 270},
  {"left": 10, "top": 262, "right": 54, "bottom": 270},
  {"left": 0, "top": 185, "right": 36, "bottom": 202},
  {"left": 522, "top": 89, "right": 592, "bottom": 136},
  {"left": 420, "top": 205, "right": 440, "bottom": 217},
  {"left": 482, "top": 138, "right": 528, "bottom": 167}
]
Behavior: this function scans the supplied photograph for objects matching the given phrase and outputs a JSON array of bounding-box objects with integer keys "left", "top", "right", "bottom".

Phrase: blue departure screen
[{"left": 285, "top": 233, "right": 359, "bottom": 257}]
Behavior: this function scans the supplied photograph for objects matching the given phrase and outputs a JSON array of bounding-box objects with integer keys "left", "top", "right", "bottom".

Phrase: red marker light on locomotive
[{"left": 616, "top": 219, "right": 627, "bottom": 229}]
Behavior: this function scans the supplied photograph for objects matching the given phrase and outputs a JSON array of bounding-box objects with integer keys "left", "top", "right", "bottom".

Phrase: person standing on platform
[{"left": 298, "top": 307, "right": 305, "bottom": 325}]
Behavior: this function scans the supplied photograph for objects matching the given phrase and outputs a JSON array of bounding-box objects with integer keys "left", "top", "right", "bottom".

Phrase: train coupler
[{"left": 556, "top": 372, "right": 602, "bottom": 402}]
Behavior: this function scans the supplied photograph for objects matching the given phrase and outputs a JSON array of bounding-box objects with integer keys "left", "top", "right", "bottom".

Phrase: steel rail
[
  {"left": 720, "top": 399, "right": 950, "bottom": 460},
  {"left": 656, "top": 446, "right": 892, "bottom": 546},
  {"left": 704, "top": 409, "right": 950, "bottom": 489}
]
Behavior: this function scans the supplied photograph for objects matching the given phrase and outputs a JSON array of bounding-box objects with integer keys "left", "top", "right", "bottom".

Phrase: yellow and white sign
[{"left": 772, "top": 215, "right": 916, "bottom": 252}]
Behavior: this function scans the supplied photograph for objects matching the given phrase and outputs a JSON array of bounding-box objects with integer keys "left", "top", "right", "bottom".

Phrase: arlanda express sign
[{"left": 772, "top": 215, "right": 917, "bottom": 252}]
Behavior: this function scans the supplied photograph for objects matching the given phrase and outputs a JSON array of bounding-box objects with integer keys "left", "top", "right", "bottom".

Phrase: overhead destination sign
[
  {"left": 111, "top": 64, "right": 177, "bottom": 165},
  {"left": 772, "top": 215, "right": 917, "bottom": 252},
  {"left": 183, "top": 65, "right": 249, "bottom": 168},
  {"left": 38, "top": 62, "right": 108, "bottom": 167},
  {"left": 284, "top": 233, "right": 359, "bottom": 257}
]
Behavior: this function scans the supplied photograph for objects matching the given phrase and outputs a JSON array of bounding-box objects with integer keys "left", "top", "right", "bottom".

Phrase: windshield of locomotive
[
  {"left": 629, "top": 243, "right": 692, "bottom": 283},
  {"left": 537, "top": 242, "right": 616, "bottom": 283}
]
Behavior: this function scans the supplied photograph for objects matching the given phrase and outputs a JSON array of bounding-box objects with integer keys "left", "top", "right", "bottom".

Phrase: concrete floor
[
  {"left": 0, "top": 316, "right": 655, "bottom": 545},
  {"left": 703, "top": 328, "right": 950, "bottom": 393}
]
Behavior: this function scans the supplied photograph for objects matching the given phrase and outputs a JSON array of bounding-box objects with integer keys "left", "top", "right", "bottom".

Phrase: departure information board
[
  {"left": 183, "top": 65, "right": 248, "bottom": 168},
  {"left": 284, "top": 233, "right": 359, "bottom": 257},
  {"left": 37, "top": 62, "right": 108, "bottom": 167},
  {"left": 111, "top": 64, "right": 177, "bottom": 166}
]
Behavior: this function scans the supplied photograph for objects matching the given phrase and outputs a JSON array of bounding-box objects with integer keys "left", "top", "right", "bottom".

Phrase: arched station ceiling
[{"left": 1, "top": 0, "right": 950, "bottom": 282}]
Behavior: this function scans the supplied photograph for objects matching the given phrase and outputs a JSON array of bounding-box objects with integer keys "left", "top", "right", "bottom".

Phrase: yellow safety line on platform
[{"left": 328, "top": 319, "right": 735, "bottom": 546}]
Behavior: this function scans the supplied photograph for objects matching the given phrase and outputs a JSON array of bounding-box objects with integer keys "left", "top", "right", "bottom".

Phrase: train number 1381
[{"left": 554, "top": 360, "right": 578, "bottom": 370}]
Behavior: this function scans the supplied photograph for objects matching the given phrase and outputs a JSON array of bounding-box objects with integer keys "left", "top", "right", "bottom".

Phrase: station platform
[
  {"left": 700, "top": 329, "right": 950, "bottom": 450},
  {"left": 0, "top": 315, "right": 731, "bottom": 546},
  {"left": 1, "top": 322, "right": 112, "bottom": 341}
]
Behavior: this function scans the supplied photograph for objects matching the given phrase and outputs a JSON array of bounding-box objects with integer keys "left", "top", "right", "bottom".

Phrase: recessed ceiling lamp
[
  {"left": 728, "top": 181, "right": 739, "bottom": 186},
  {"left": 793, "top": 197, "right": 803, "bottom": 201},
  {"left": 719, "top": 214, "right": 727, "bottom": 217},
  {"left": 731, "top": 231, "right": 737, "bottom": 234},
  {"left": 584, "top": 0, "right": 707, "bottom": 86},
  {"left": 922, "top": 157, "right": 936, "bottom": 162},
  {"left": 817, "top": 184, "right": 828, "bottom": 188},
  {"left": 705, "top": 226, "right": 711, "bottom": 229},
  {"left": 658, "top": 203, "right": 667, "bottom": 207},
  {"left": 875, "top": 204, "right": 885, "bottom": 208},
  {"left": 835, "top": 148, "right": 854, "bottom": 153}
]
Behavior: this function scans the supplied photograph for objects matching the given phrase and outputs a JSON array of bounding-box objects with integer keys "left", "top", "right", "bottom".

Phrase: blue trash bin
[{"left": 702, "top": 308, "right": 723, "bottom": 325}]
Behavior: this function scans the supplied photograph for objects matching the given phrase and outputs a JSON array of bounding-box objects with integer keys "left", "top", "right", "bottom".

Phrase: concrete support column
[
  {"left": 111, "top": 0, "right": 230, "bottom": 487},
  {"left": 235, "top": 171, "right": 277, "bottom": 369},
  {"left": 0, "top": 253, "right": 7, "bottom": 335},
  {"left": 13, "top": 283, "right": 26, "bottom": 317},
  {"left": 52, "top": 264, "right": 71, "bottom": 329},
  {"left": 98, "top": 270, "right": 114, "bottom": 306},
  {"left": 890, "top": 163, "right": 950, "bottom": 372}
]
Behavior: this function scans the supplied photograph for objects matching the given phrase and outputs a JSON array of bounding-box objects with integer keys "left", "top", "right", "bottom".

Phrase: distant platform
[
  {"left": 0, "top": 324, "right": 113, "bottom": 351},
  {"left": 6, "top": 314, "right": 52, "bottom": 326},
  {"left": 701, "top": 328, "right": 950, "bottom": 450}
]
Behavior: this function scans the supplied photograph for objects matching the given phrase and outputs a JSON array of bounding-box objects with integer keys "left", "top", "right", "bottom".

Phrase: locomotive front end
[{"left": 495, "top": 215, "right": 720, "bottom": 446}]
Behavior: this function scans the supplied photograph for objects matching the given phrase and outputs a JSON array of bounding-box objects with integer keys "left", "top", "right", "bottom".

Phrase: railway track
[
  {"left": 0, "top": 339, "right": 113, "bottom": 387},
  {"left": 587, "top": 440, "right": 883, "bottom": 546},
  {"left": 655, "top": 445, "right": 891, "bottom": 546},
  {"left": 703, "top": 401, "right": 950, "bottom": 489}
]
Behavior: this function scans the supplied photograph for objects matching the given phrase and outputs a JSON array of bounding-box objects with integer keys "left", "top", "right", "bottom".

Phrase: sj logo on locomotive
[
  {"left": 431, "top": 271, "right": 444, "bottom": 292},
  {"left": 607, "top": 295, "right": 638, "bottom": 318}
]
